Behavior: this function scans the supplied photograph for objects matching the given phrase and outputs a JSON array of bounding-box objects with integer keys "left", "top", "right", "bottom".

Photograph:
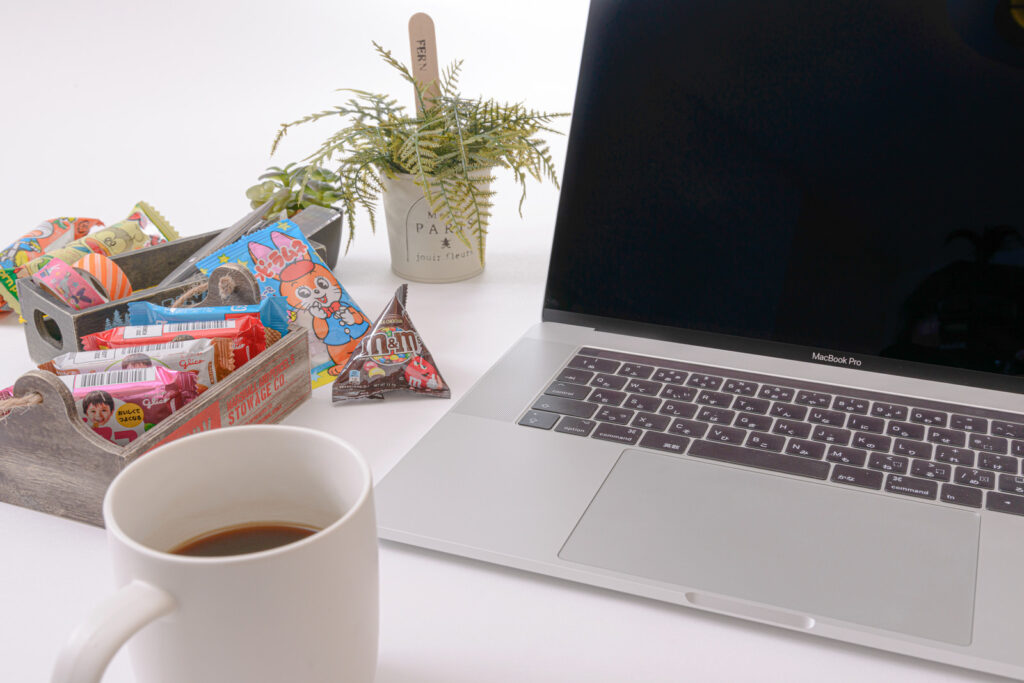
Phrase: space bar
[{"left": 688, "top": 440, "right": 830, "bottom": 480}]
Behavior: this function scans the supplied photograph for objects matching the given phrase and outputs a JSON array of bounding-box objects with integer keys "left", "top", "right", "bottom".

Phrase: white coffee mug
[{"left": 52, "top": 425, "right": 378, "bottom": 683}]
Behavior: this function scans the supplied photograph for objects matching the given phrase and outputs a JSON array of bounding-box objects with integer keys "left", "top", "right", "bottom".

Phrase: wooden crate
[
  {"left": 0, "top": 327, "right": 312, "bottom": 527},
  {"left": 19, "top": 206, "right": 342, "bottom": 363}
]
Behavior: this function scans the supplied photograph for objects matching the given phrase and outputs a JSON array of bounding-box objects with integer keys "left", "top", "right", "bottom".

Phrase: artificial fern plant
[{"left": 246, "top": 42, "right": 567, "bottom": 264}]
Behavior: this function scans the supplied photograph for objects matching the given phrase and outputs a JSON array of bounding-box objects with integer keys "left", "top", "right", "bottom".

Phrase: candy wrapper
[
  {"left": 39, "top": 338, "right": 233, "bottom": 392},
  {"left": 195, "top": 219, "right": 370, "bottom": 388},
  {"left": 18, "top": 202, "right": 178, "bottom": 279},
  {"left": 60, "top": 366, "right": 198, "bottom": 446},
  {"left": 0, "top": 217, "right": 103, "bottom": 314},
  {"left": 81, "top": 317, "right": 270, "bottom": 370},
  {"left": 126, "top": 296, "right": 290, "bottom": 339},
  {"left": 332, "top": 284, "right": 450, "bottom": 402}
]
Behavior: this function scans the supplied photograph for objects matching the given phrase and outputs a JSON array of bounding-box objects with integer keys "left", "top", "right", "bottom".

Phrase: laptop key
[
  {"left": 587, "top": 389, "right": 627, "bottom": 406},
  {"left": 795, "top": 390, "right": 832, "bottom": 408},
  {"left": 1013, "top": 441, "right": 1024, "bottom": 457},
  {"left": 735, "top": 413, "right": 773, "bottom": 432},
  {"left": 617, "top": 363, "right": 654, "bottom": 379},
  {"left": 955, "top": 467, "right": 996, "bottom": 489},
  {"left": 746, "top": 432, "right": 786, "bottom": 452},
  {"left": 770, "top": 403, "right": 808, "bottom": 420},
  {"left": 811, "top": 425, "right": 851, "bottom": 445},
  {"left": 832, "top": 396, "right": 869, "bottom": 414},
  {"left": 871, "top": 402, "right": 908, "bottom": 420},
  {"left": 868, "top": 453, "right": 908, "bottom": 474},
  {"left": 887, "top": 421, "right": 925, "bottom": 440},
  {"left": 652, "top": 368, "right": 687, "bottom": 384},
  {"left": 832, "top": 465, "right": 883, "bottom": 490},
  {"left": 556, "top": 368, "right": 594, "bottom": 385},
  {"left": 687, "top": 373, "right": 723, "bottom": 390},
  {"left": 532, "top": 396, "right": 598, "bottom": 418},
  {"left": 909, "top": 408, "right": 948, "bottom": 427},
  {"left": 554, "top": 417, "right": 597, "bottom": 436},
  {"left": 978, "top": 453, "right": 1018, "bottom": 474},
  {"left": 518, "top": 411, "right": 559, "bottom": 430},
  {"left": 826, "top": 445, "right": 867, "bottom": 466},
  {"left": 786, "top": 438, "right": 826, "bottom": 459},
  {"left": 639, "top": 431, "right": 690, "bottom": 455},
  {"left": 910, "top": 460, "right": 951, "bottom": 482},
  {"left": 758, "top": 385, "right": 795, "bottom": 402},
  {"left": 940, "top": 484, "right": 983, "bottom": 508},
  {"left": 733, "top": 397, "right": 770, "bottom": 414},
  {"left": 670, "top": 418, "right": 709, "bottom": 438},
  {"left": 808, "top": 408, "right": 846, "bottom": 427},
  {"left": 569, "top": 355, "right": 619, "bottom": 373},
  {"left": 951, "top": 414, "right": 987, "bottom": 433},
  {"left": 687, "top": 440, "right": 830, "bottom": 480},
  {"left": 721, "top": 379, "right": 758, "bottom": 396},
  {"left": 696, "top": 406, "right": 735, "bottom": 424},
  {"left": 998, "top": 474, "right": 1024, "bottom": 495},
  {"left": 624, "top": 394, "right": 661, "bottom": 412},
  {"left": 592, "top": 423, "right": 642, "bottom": 445},
  {"left": 885, "top": 475, "right": 938, "bottom": 500},
  {"left": 696, "top": 390, "right": 733, "bottom": 407},
  {"left": 773, "top": 419, "right": 812, "bottom": 438},
  {"left": 848, "top": 414, "right": 885, "bottom": 434},
  {"left": 992, "top": 421, "right": 1024, "bottom": 439},
  {"left": 632, "top": 412, "right": 671, "bottom": 431},
  {"left": 926, "top": 427, "right": 966, "bottom": 447},
  {"left": 660, "top": 385, "right": 697, "bottom": 401},
  {"left": 708, "top": 425, "right": 747, "bottom": 445},
  {"left": 545, "top": 381, "right": 592, "bottom": 400},
  {"left": 852, "top": 431, "right": 891, "bottom": 452},
  {"left": 969, "top": 434, "right": 1008, "bottom": 454},
  {"left": 590, "top": 373, "right": 628, "bottom": 390},
  {"left": 935, "top": 445, "right": 975, "bottom": 467},
  {"left": 594, "top": 406, "right": 634, "bottom": 424},
  {"left": 986, "top": 491, "right": 1024, "bottom": 516},
  {"left": 893, "top": 439, "right": 932, "bottom": 460},
  {"left": 625, "top": 378, "right": 661, "bottom": 395},
  {"left": 660, "top": 401, "right": 698, "bottom": 418}
]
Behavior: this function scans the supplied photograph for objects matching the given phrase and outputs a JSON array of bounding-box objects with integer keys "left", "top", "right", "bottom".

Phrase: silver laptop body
[{"left": 377, "top": 1, "right": 1024, "bottom": 677}]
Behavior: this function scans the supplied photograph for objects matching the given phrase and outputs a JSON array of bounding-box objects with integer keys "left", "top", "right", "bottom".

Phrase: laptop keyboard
[{"left": 518, "top": 347, "right": 1024, "bottom": 516}]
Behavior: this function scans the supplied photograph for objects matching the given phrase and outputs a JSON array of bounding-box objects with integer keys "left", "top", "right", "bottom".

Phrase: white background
[{"left": 0, "top": 1, "right": 1001, "bottom": 681}]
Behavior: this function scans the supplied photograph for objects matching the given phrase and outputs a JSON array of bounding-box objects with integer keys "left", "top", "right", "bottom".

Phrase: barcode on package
[
  {"left": 75, "top": 368, "right": 157, "bottom": 388},
  {"left": 164, "top": 321, "right": 236, "bottom": 333},
  {"left": 70, "top": 342, "right": 186, "bottom": 363}
]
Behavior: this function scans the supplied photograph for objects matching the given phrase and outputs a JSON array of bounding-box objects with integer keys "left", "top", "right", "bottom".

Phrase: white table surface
[{"left": 0, "top": 1, "right": 1002, "bottom": 681}]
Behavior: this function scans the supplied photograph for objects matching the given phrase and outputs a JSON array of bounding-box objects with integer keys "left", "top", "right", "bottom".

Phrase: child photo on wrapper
[
  {"left": 82, "top": 391, "right": 114, "bottom": 428},
  {"left": 119, "top": 354, "right": 153, "bottom": 370}
]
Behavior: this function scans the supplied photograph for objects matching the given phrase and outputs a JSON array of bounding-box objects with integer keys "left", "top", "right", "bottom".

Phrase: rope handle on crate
[{"left": 0, "top": 393, "right": 43, "bottom": 416}]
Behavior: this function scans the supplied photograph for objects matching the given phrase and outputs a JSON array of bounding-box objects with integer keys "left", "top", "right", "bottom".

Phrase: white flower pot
[{"left": 382, "top": 173, "right": 487, "bottom": 283}]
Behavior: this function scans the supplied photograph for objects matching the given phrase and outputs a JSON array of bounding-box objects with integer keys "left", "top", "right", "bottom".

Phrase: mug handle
[{"left": 51, "top": 580, "right": 176, "bottom": 683}]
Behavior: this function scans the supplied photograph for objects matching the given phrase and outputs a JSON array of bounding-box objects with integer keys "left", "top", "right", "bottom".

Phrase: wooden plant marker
[{"left": 408, "top": 12, "right": 440, "bottom": 113}]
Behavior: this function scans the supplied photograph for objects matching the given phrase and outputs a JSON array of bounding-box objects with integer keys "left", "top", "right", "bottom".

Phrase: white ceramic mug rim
[{"left": 102, "top": 424, "right": 373, "bottom": 566}]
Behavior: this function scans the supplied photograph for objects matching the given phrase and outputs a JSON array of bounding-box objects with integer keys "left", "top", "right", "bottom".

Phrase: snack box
[
  {"left": 19, "top": 206, "right": 342, "bottom": 363},
  {"left": 0, "top": 326, "right": 311, "bottom": 526}
]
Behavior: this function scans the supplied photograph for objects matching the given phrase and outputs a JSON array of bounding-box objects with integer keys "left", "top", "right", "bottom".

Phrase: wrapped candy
[
  {"left": 332, "top": 284, "right": 449, "bottom": 402},
  {"left": 126, "top": 296, "right": 290, "bottom": 338}
]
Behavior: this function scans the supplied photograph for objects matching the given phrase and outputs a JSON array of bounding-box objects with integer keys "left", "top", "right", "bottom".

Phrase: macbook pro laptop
[{"left": 376, "top": 0, "right": 1024, "bottom": 677}]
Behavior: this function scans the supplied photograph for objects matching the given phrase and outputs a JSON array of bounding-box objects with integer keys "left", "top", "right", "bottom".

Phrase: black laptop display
[{"left": 545, "top": 0, "right": 1024, "bottom": 391}]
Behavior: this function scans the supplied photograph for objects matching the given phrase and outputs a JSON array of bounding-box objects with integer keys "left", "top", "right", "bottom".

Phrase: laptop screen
[{"left": 543, "top": 0, "right": 1024, "bottom": 391}]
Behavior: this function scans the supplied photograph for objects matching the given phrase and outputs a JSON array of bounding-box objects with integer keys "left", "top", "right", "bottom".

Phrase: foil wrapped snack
[
  {"left": 194, "top": 219, "right": 369, "bottom": 388},
  {"left": 126, "top": 295, "right": 290, "bottom": 338},
  {"left": 59, "top": 366, "right": 198, "bottom": 446},
  {"left": 332, "top": 284, "right": 449, "bottom": 403},
  {"left": 81, "top": 317, "right": 270, "bottom": 370},
  {"left": 39, "top": 338, "right": 233, "bottom": 392}
]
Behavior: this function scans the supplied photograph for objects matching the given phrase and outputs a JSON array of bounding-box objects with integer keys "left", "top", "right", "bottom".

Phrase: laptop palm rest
[{"left": 559, "top": 450, "right": 979, "bottom": 645}]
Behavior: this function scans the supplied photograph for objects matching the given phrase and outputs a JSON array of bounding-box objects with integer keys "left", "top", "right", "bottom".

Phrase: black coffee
[{"left": 169, "top": 522, "right": 320, "bottom": 557}]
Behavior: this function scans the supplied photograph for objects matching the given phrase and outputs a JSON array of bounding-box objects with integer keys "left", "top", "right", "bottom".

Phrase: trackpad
[{"left": 559, "top": 450, "right": 980, "bottom": 644}]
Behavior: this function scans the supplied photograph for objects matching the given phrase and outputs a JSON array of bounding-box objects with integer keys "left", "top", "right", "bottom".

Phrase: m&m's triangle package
[
  {"left": 195, "top": 219, "right": 370, "bottom": 388},
  {"left": 332, "top": 284, "right": 450, "bottom": 403}
]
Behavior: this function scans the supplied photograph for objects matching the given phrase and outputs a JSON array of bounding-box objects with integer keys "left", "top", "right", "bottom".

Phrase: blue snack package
[
  {"left": 126, "top": 296, "right": 291, "bottom": 339},
  {"left": 195, "top": 220, "right": 370, "bottom": 388}
]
